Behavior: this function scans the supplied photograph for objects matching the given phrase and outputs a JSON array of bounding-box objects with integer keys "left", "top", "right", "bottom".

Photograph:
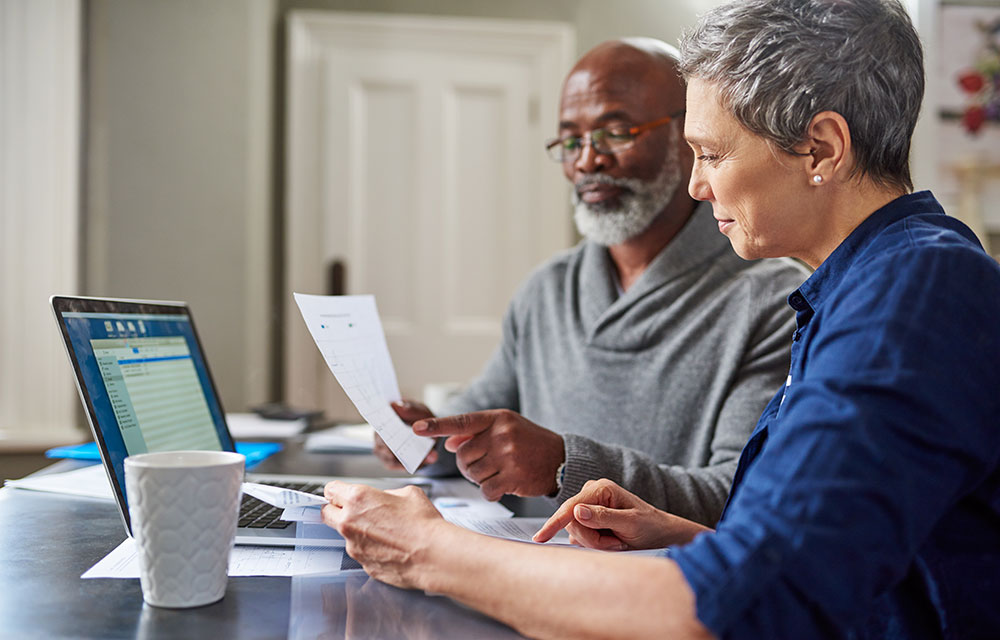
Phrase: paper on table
[
  {"left": 444, "top": 517, "right": 573, "bottom": 544},
  {"left": 434, "top": 496, "right": 513, "bottom": 521},
  {"left": 293, "top": 293, "right": 433, "bottom": 473},
  {"left": 279, "top": 511, "right": 568, "bottom": 547},
  {"left": 279, "top": 491, "right": 514, "bottom": 524},
  {"left": 82, "top": 538, "right": 349, "bottom": 579},
  {"left": 4, "top": 463, "right": 113, "bottom": 500},
  {"left": 226, "top": 412, "right": 307, "bottom": 439},
  {"left": 303, "top": 423, "right": 375, "bottom": 453}
]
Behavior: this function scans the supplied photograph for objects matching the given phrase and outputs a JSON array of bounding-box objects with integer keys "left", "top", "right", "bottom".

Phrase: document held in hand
[
  {"left": 293, "top": 293, "right": 434, "bottom": 473},
  {"left": 242, "top": 482, "right": 329, "bottom": 508}
]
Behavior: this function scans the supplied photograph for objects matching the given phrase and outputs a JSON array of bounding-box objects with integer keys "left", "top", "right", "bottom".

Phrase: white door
[{"left": 285, "top": 12, "right": 575, "bottom": 419}]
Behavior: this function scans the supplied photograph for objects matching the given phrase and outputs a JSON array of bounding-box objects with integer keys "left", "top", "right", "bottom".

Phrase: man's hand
[
  {"left": 532, "top": 478, "right": 712, "bottom": 550},
  {"left": 412, "top": 409, "right": 565, "bottom": 501},
  {"left": 322, "top": 481, "right": 446, "bottom": 590},
  {"left": 372, "top": 400, "right": 439, "bottom": 471}
]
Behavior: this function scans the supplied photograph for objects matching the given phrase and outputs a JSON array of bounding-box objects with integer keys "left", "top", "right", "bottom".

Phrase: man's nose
[{"left": 573, "top": 137, "right": 612, "bottom": 174}]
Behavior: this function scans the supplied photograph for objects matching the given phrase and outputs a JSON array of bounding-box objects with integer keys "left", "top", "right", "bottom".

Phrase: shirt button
[{"left": 789, "top": 293, "right": 805, "bottom": 309}]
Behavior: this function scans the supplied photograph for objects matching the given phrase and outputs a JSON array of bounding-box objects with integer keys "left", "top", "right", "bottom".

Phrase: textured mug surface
[{"left": 124, "top": 450, "right": 244, "bottom": 608}]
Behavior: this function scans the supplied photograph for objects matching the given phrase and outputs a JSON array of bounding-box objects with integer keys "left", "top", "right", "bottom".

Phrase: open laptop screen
[{"left": 51, "top": 297, "right": 234, "bottom": 521}]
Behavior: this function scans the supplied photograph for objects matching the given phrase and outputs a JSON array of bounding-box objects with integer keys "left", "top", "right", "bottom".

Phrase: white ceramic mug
[{"left": 124, "top": 450, "right": 245, "bottom": 608}]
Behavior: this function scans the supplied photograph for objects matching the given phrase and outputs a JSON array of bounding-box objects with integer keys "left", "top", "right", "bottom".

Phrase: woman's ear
[{"left": 805, "top": 111, "right": 851, "bottom": 184}]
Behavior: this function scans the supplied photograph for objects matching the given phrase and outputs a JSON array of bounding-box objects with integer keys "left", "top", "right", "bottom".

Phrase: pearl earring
[{"left": 813, "top": 175, "right": 823, "bottom": 184}]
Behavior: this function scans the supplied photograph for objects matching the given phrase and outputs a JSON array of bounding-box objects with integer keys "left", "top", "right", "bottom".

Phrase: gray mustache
[{"left": 574, "top": 174, "right": 637, "bottom": 197}]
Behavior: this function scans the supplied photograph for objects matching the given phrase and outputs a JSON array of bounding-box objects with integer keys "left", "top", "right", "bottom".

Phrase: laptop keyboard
[{"left": 238, "top": 481, "right": 324, "bottom": 529}]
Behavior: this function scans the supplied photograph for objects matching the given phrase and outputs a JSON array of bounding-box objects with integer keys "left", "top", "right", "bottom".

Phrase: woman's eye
[{"left": 698, "top": 154, "right": 721, "bottom": 164}]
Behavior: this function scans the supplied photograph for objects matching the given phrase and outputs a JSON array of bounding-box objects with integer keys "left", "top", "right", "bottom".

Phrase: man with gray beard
[{"left": 375, "top": 38, "right": 809, "bottom": 526}]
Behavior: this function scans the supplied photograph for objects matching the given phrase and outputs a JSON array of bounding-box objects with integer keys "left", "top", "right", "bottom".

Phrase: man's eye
[
  {"left": 605, "top": 131, "right": 633, "bottom": 142},
  {"left": 698, "top": 154, "right": 721, "bottom": 164},
  {"left": 562, "top": 137, "right": 582, "bottom": 150}
]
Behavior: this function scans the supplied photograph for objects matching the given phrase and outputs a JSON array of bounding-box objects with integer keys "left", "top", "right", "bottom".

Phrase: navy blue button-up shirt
[{"left": 671, "top": 192, "right": 1000, "bottom": 639}]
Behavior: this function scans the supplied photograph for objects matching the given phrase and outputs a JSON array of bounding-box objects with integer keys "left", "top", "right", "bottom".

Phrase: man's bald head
[
  {"left": 573, "top": 37, "right": 680, "bottom": 76},
  {"left": 562, "top": 39, "right": 686, "bottom": 117}
]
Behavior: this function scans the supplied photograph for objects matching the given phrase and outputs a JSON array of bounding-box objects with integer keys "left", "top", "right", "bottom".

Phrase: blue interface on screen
[{"left": 61, "top": 312, "right": 233, "bottom": 500}]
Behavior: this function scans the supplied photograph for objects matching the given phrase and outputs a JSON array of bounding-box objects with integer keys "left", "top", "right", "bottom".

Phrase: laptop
[{"left": 50, "top": 295, "right": 414, "bottom": 547}]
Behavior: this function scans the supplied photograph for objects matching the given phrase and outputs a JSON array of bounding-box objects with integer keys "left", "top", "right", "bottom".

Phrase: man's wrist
[
  {"left": 547, "top": 438, "right": 567, "bottom": 497},
  {"left": 551, "top": 461, "right": 567, "bottom": 497}
]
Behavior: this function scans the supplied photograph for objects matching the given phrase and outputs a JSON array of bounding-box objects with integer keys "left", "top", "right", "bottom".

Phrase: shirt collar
[
  {"left": 790, "top": 190, "right": 943, "bottom": 316},
  {"left": 580, "top": 201, "right": 732, "bottom": 329}
]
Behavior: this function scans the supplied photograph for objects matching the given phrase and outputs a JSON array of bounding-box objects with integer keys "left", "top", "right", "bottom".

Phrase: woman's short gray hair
[{"left": 679, "top": 0, "right": 923, "bottom": 192}]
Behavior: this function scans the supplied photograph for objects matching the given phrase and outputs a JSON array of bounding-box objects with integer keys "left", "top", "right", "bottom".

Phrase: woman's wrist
[
  {"left": 658, "top": 510, "right": 713, "bottom": 547},
  {"left": 410, "top": 518, "right": 469, "bottom": 593}
]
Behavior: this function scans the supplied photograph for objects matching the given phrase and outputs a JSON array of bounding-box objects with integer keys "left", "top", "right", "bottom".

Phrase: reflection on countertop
[{"left": 289, "top": 574, "right": 526, "bottom": 640}]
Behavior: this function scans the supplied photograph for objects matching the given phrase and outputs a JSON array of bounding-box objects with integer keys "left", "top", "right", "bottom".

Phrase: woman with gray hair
[{"left": 318, "top": 1, "right": 1000, "bottom": 638}]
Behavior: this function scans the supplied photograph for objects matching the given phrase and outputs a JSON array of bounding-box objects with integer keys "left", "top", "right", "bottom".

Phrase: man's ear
[{"left": 804, "top": 111, "right": 851, "bottom": 183}]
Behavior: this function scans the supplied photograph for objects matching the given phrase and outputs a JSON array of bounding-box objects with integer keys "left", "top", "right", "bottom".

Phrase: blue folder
[{"left": 44, "top": 441, "right": 282, "bottom": 470}]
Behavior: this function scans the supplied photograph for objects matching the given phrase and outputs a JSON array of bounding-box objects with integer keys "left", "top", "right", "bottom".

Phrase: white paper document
[
  {"left": 281, "top": 505, "right": 324, "bottom": 523},
  {"left": 4, "top": 463, "right": 113, "bottom": 501},
  {"left": 303, "top": 422, "right": 375, "bottom": 453},
  {"left": 243, "top": 482, "right": 329, "bottom": 508},
  {"left": 293, "top": 293, "right": 433, "bottom": 473},
  {"left": 434, "top": 496, "right": 513, "bottom": 521},
  {"left": 225, "top": 412, "right": 307, "bottom": 439},
  {"left": 446, "top": 517, "right": 572, "bottom": 544},
  {"left": 279, "top": 494, "right": 513, "bottom": 525},
  {"left": 82, "top": 538, "right": 349, "bottom": 579},
  {"left": 278, "top": 513, "right": 569, "bottom": 545}
]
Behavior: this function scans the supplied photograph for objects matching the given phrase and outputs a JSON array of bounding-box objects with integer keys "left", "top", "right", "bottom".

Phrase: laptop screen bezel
[{"left": 50, "top": 295, "right": 236, "bottom": 535}]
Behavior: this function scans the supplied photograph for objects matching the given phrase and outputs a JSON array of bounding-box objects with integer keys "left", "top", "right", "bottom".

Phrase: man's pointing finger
[{"left": 412, "top": 411, "right": 494, "bottom": 437}]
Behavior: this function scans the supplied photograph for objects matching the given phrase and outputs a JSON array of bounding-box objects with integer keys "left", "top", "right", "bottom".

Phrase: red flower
[
  {"left": 962, "top": 105, "right": 987, "bottom": 133},
  {"left": 958, "top": 70, "right": 985, "bottom": 93}
]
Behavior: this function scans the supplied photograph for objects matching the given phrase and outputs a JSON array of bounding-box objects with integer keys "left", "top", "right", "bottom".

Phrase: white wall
[{"left": 86, "top": 0, "right": 274, "bottom": 413}]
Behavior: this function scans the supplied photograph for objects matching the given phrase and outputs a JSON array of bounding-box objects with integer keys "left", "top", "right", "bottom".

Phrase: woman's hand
[
  {"left": 533, "top": 478, "right": 712, "bottom": 550},
  {"left": 322, "top": 481, "right": 447, "bottom": 589}
]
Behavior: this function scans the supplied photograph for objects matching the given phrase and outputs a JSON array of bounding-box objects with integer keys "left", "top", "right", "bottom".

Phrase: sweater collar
[{"left": 579, "top": 201, "right": 731, "bottom": 331}]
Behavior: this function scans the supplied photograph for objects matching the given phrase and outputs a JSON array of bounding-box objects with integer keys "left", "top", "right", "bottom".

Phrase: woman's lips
[{"left": 716, "top": 218, "right": 735, "bottom": 233}]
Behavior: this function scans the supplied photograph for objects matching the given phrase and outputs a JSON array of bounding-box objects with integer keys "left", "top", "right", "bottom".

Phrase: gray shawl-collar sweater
[{"left": 444, "top": 203, "right": 809, "bottom": 525}]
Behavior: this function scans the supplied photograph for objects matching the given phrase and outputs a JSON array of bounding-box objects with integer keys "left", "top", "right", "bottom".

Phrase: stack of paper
[
  {"left": 278, "top": 493, "right": 513, "bottom": 525},
  {"left": 4, "top": 464, "right": 113, "bottom": 500},
  {"left": 303, "top": 423, "right": 375, "bottom": 453},
  {"left": 271, "top": 490, "right": 568, "bottom": 544},
  {"left": 82, "top": 539, "right": 354, "bottom": 579},
  {"left": 226, "top": 413, "right": 307, "bottom": 439}
]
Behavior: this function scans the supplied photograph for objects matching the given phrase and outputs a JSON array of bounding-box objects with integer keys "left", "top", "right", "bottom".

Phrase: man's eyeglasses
[{"left": 545, "top": 110, "right": 685, "bottom": 163}]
